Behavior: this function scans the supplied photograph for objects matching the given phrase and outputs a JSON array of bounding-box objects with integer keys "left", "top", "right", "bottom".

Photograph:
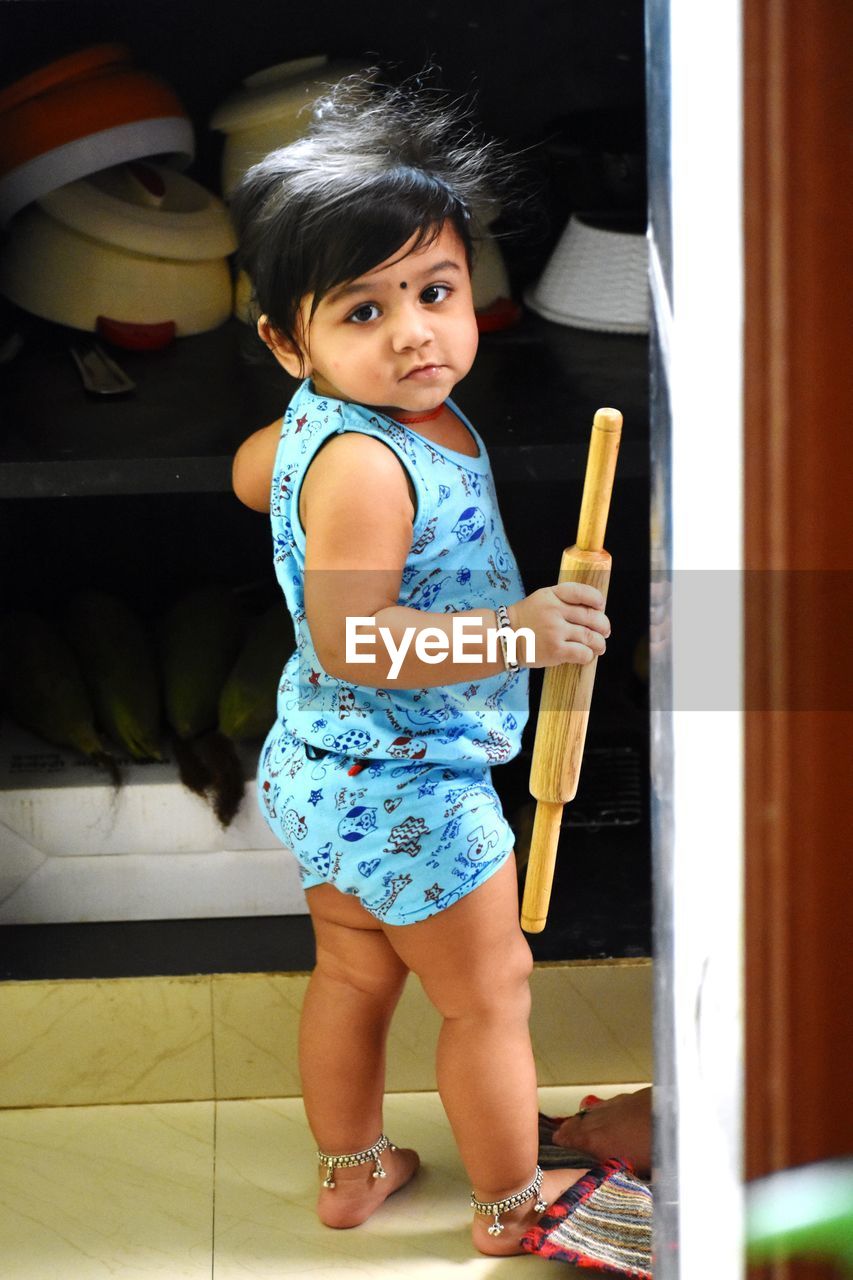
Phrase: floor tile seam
[
  {"left": 208, "top": 975, "right": 218, "bottom": 1099},
  {"left": 0, "top": 1096, "right": 218, "bottom": 1113},
  {"left": 211, "top": 1097, "right": 218, "bottom": 1280},
  {"left": 0, "top": 1080, "right": 646, "bottom": 1116},
  {"left": 555, "top": 970, "right": 651, "bottom": 1078}
]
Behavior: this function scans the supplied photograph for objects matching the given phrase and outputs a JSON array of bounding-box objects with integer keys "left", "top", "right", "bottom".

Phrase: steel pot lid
[{"left": 38, "top": 162, "right": 236, "bottom": 261}]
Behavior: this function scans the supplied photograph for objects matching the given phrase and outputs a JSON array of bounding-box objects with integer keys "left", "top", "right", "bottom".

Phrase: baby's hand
[{"left": 508, "top": 582, "right": 610, "bottom": 669}]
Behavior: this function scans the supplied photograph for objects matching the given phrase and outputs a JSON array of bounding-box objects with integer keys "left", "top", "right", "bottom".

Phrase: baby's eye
[
  {"left": 421, "top": 284, "right": 451, "bottom": 305},
  {"left": 348, "top": 303, "right": 380, "bottom": 324}
]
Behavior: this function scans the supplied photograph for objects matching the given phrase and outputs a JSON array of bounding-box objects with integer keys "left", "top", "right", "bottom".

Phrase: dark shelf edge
[
  {"left": 0, "top": 913, "right": 650, "bottom": 981},
  {"left": 0, "top": 440, "right": 650, "bottom": 499},
  {"left": 0, "top": 456, "right": 232, "bottom": 499}
]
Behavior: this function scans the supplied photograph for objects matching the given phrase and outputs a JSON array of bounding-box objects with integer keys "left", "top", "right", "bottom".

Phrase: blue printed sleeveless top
[{"left": 267, "top": 378, "right": 529, "bottom": 767}]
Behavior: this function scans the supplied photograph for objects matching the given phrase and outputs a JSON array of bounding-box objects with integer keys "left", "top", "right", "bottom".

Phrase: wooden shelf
[{"left": 0, "top": 313, "right": 648, "bottom": 497}]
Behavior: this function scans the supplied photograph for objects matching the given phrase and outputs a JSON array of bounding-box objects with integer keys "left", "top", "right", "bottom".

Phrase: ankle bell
[
  {"left": 470, "top": 1165, "right": 548, "bottom": 1236},
  {"left": 316, "top": 1133, "right": 396, "bottom": 1189}
]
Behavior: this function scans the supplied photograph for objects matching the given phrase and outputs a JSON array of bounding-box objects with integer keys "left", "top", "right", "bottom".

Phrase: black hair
[{"left": 229, "top": 71, "right": 514, "bottom": 357}]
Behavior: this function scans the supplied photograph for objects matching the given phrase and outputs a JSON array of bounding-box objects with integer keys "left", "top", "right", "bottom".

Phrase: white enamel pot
[
  {"left": 0, "top": 162, "right": 237, "bottom": 346},
  {"left": 211, "top": 56, "right": 367, "bottom": 197}
]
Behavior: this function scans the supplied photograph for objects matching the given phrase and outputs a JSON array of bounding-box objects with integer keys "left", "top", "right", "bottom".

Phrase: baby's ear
[{"left": 257, "top": 316, "right": 309, "bottom": 378}]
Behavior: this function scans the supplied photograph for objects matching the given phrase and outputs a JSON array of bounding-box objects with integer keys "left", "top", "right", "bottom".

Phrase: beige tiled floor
[
  {"left": 0, "top": 1084, "right": 643, "bottom": 1278},
  {"left": 0, "top": 962, "right": 652, "bottom": 1109}
]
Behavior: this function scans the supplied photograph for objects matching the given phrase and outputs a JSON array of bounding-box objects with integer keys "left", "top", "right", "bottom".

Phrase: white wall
[{"left": 649, "top": 4, "right": 745, "bottom": 1276}]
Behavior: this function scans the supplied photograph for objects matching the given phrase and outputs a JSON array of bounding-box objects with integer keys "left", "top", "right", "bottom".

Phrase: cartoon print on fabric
[
  {"left": 323, "top": 727, "right": 374, "bottom": 753},
  {"left": 465, "top": 824, "right": 502, "bottom": 861},
  {"left": 486, "top": 537, "right": 515, "bottom": 592},
  {"left": 339, "top": 806, "right": 379, "bottom": 842},
  {"left": 452, "top": 506, "right": 487, "bottom": 543},
  {"left": 333, "top": 782, "right": 369, "bottom": 809},
  {"left": 407, "top": 572, "right": 448, "bottom": 610},
  {"left": 261, "top": 776, "right": 279, "bottom": 820},
  {"left": 366, "top": 872, "right": 415, "bottom": 921},
  {"left": 256, "top": 379, "right": 529, "bottom": 926},
  {"left": 308, "top": 843, "right": 332, "bottom": 878},
  {"left": 282, "top": 809, "right": 308, "bottom": 845},
  {"left": 384, "top": 814, "right": 430, "bottom": 858},
  {"left": 388, "top": 735, "right": 428, "bottom": 760},
  {"left": 411, "top": 518, "right": 438, "bottom": 556},
  {"left": 471, "top": 728, "right": 514, "bottom": 763}
]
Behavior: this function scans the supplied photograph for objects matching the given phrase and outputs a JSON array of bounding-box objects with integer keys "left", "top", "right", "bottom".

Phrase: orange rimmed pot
[{"left": 0, "top": 44, "right": 194, "bottom": 224}]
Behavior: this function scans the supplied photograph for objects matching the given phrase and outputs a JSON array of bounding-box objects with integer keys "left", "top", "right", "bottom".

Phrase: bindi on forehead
[{"left": 400, "top": 281, "right": 408, "bottom": 289}]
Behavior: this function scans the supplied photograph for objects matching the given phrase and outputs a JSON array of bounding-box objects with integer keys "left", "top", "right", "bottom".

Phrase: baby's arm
[
  {"left": 302, "top": 434, "right": 608, "bottom": 688},
  {"left": 232, "top": 420, "right": 281, "bottom": 512},
  {"left": 302, "top": 433, "right": 503, "bottom": 687}
]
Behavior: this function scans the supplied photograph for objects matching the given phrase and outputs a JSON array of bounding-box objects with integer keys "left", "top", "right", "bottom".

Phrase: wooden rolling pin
[{"left": 520, "top": 407, "right": 623, "bottom": 933}]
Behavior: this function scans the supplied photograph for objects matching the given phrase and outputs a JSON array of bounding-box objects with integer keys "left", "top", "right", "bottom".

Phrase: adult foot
[
  {"left": 317, "top": 1144, "right": 420, "bottom": 1229},
  {"left": 471, "top": 1166, "right": 588, "bottom": 1257}
]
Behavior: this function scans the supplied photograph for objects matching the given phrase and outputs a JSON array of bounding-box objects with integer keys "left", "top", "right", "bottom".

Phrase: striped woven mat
[
  {"left": 538, "top": 1111, "right": 592, "bottom": 1168},
  {"left": 522, "top": 1158, "right": 653, "bottom": 1278}
]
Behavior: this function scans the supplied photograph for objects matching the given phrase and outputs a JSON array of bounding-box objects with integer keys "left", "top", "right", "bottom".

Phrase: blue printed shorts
[{"left": 257, "top": 730, "right": 516, "bottom": 926}]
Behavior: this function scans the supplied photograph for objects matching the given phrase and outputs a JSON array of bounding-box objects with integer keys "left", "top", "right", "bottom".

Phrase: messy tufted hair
[{"left": 229, "top": 70, "right": 514, "bottom": 354}]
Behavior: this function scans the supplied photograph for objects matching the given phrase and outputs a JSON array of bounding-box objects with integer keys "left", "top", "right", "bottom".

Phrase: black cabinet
[{"left": 0, "top": 0, "right": 650, "bottom": 974}]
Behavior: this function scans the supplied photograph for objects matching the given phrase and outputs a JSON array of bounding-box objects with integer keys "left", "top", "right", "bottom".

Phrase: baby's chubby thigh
[{"left": 381, "top": 852, "right": 533, "bottom": 1024}]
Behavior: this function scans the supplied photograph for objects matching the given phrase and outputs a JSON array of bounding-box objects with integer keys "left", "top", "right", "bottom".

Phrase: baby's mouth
[{"left": 401, "top": 364, "right": 445, "bottom": 381}]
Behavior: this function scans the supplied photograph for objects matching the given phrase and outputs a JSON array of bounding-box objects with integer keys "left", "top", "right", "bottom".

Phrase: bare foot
[
  {"left": 317, "top": 1144, "right": 420, "bottom": 1229},
  {"left": 471, "top": 1166, "right": 588, "bottom": 1257}
]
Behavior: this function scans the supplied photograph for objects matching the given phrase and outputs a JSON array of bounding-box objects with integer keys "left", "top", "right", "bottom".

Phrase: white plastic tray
[{"left": 0, "top": 724, "right": 306, "bottom": 924}]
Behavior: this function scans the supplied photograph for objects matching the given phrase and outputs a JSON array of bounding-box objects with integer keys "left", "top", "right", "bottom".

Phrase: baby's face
[{"left": 296, "top": 222, "right": 479, "bottom": 414}]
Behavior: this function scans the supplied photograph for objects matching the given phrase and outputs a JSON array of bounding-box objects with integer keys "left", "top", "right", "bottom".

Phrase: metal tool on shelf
[{"left": 70, "top": 343, "right": 135, "bottom": 396}]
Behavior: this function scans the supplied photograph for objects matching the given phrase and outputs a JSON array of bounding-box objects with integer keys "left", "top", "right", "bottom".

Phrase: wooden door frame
[{"left": 743, "top": 0, "right": 853, "bottom": 1216}]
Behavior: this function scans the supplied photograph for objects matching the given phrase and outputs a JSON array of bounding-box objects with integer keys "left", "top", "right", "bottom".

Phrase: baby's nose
[{"left": 391, "top": 306, "right": 434, "bottom": 351}]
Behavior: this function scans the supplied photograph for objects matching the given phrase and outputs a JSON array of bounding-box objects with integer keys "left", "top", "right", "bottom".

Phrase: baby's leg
[
  {"left": 381, "top": 854, "right": 586, "bottom": 1255},
  {"left": 301, "top": 882, "right": 419, "bottom": 1227}
]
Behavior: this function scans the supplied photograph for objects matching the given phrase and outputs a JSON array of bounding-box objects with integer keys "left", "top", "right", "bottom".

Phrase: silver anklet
[
  {"left": 316, "top": 1133, "right": 396, "bottom": 1189},
  {"left": 470, "top": 1165, "right": 547, "bottom": 1236}
]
